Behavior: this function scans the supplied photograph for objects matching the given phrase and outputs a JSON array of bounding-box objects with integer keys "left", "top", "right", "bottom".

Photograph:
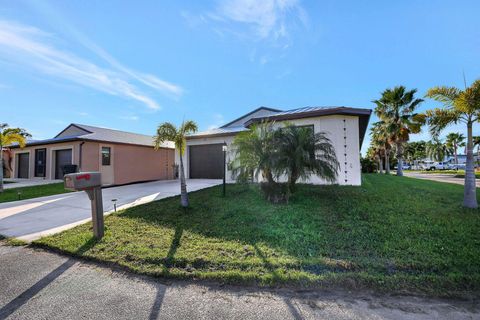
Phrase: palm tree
[
  {"left": 371, "top": 142, "right": 384, "bottom": 174},
  {"left": 373, "top": 86, "right": 424, "bottom": 176},
  {"left": 230, "top": 121, "right": 277, "bottom": 184},
  {"left": 1, "top": 124, "right": 29, "bottom": 192},
  {"left": 275, "top": 124, "right": 339, "bottom": 192},
  {"left": 370, "top": 121, "right": 393, "bottom": 174},
  {"left": 423, "top": 79, "right": 480, "bottom": 208},
  {"left": 445, "top": 132, "right": 465, "bottom": 165},
  {"left": 426, "top": 138, "right": 450, "bottom": 162},
  {"left": 154, "top": 120, "right": 198, "bottom": 207}
]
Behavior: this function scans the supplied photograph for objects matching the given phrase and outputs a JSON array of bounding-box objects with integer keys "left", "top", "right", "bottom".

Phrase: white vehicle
[{"left": 421, "top": 161, "right": 448, "bottom": 171}]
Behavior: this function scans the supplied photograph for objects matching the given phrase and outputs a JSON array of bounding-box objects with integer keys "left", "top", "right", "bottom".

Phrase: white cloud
[
  {"left": 214, "top": 0, "right": 307, "bottom": 40},
  {"left": 78, "top": 112, "right": 88, "bottom": 116},
  {"left": 0, "top": 20, "right": 183, "bottom": 110}
]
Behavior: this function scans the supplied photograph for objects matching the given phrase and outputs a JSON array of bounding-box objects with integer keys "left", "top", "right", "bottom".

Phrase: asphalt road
[
  {"left": 403, "top": 171, "right": 480, "bottom": 186},
  {"left": 0, "top": 243, "right": 478, "bottom": 320}
]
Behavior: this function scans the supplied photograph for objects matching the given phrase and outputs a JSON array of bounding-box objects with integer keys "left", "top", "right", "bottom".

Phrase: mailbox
[
  {"left": 64, "top": 172, "right": 104, "bottom": 239},
  {"left": 64, "top": 172, "right": 102, "bottom": 191}
]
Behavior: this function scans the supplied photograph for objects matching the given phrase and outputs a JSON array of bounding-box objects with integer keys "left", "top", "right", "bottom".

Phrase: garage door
[
  {"left": 189, "top": 144, "right": 224, "bottom": 179},
  {"left": 55, "top": 149, "right": 72, "bottom": 179},
  {"left": 17, "top": 153, "right": 29, "bottom": 178}
]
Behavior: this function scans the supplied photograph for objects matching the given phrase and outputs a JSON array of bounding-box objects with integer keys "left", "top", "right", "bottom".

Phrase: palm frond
[
  {"left": 425, "top": 86, "right": 461, "bottom": 106},
  {"left": 180, "top": 120, "right": 198, "bottom": 135}
]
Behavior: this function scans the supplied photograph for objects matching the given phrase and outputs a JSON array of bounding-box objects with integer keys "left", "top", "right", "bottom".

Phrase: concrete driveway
[
  {"left": 1, "top": 244, "right": 478, "bottom": 320},
  {"left": 0, "top": 179, "right": 221, "bottom": 242}
]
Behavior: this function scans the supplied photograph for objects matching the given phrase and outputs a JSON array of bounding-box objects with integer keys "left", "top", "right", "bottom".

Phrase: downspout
[{"left": 79, "top": 141, "right": 85, "bottom": 172}]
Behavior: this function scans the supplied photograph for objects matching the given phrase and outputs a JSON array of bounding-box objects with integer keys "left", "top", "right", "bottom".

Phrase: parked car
[
  {"left": 447, "top": 163, "right": 466, "bottom": 170},
  {"left": 421, "top": 161, "right": 448, "bottom": 171},
  {"left": 394, "top": 164, "right": 411, "bottom": 170}
]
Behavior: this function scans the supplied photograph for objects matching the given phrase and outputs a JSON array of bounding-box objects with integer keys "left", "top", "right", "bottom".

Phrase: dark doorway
[
  {"left": 189, "top": 144, "right": 223, "bottom": 179},
  {"left": 17, "top": 153, "right": 30, "bottom": 179},
  {"left": 55, "top": 149, "right": 72, "bottom": 179},
  {"left": 34, "top": 149, "right": 46, "bottom": 177}
]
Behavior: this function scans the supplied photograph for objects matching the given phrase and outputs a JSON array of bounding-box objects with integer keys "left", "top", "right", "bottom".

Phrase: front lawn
[
  {"left": 0, "top": 183, "right": 70, "bottom": 203},
  {"left": 34, "top": 175, "right": 480, "bottom": 296}
]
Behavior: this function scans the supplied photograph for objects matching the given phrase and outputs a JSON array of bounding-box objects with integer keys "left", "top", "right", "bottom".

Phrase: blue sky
[{"left": 1, "top": 0, "right": 479, "bottom": 154}]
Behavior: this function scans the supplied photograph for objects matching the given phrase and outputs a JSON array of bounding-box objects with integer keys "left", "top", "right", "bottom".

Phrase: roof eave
[
  {"left": 219, "top": 106, "right": 282, "bottom": 128},
  {"left": 186, "top": 132, "right": 240, "bottom": 140},
  {"left": 244, "top": 107, "right": 372, "bottom": 127}
]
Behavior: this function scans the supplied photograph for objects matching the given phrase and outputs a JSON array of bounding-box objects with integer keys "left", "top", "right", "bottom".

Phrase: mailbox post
[{"left": 64, "top": 172, "right": 104, "bottom": 239}]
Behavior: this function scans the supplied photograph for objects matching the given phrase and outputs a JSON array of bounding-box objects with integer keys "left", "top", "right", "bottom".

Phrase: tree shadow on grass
[
  {"left": 162, "top": 225, "right": 184, "bottom": 274},
  {"left": 116, "top": 182, "right": 447, "bottom": 276}
]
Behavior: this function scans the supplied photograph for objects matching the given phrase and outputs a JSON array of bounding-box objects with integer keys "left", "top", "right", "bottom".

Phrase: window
[{"left": 101, "top": 147, "right": 111, "bottom": 166}]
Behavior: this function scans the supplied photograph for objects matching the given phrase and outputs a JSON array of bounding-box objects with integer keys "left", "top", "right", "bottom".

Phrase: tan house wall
[
  {"left": 8, "top": 140, "right": 174, "bottom": 186},
  {"left": 10, "top": 141, "right": 81, "bottom": 180},
  {"left": 113, "top": 145, "right": 174, "bottom": 185},
  {"left": 81, "top": 142, "right": 100, "bottom": 172}
]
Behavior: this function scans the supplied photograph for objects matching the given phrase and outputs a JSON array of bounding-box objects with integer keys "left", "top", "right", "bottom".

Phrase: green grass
[
  {"left": 0, "top": 183, "right": 71, "bottom": 203},
  {"left": 34, "top": 175, "right": 480, "bottom": 296}
]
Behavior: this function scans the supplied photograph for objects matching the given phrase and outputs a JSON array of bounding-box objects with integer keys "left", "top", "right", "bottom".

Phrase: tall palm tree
[
  {"left": 0, "top": 124, "right": 29, "bottom": 192},
  {"left": 370, "top": 121, "right": 393, "bottom": 174},
  {"left": 373, "top": 86, "right": 424, "bottom": 176},
  {"left": 154, "top": 120, "right": 198, "bottom": 207},
  {"left": 445, "top": 132, "right": 465, "bottom": 165},
  {"left": 426, "top": 138, "right": 450, "bottom": 162},
  {"left": 275, "top": 124, "right": 339, "bottom": 192},
  {"left": 423, "top": 79, "right": 480, "bottom": 208},
  {"left": 371, "top": 141, "right": 384, "bottom": 174}
]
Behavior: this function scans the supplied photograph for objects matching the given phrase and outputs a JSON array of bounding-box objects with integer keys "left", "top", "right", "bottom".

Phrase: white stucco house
[{"left": 178, "top": 106, "right": 371, "bottom": 186}]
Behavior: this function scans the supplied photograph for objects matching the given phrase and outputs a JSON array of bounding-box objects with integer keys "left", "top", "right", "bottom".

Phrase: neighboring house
[
  {"left": 5, "top": 124, "right": 174, "bottom": 186},
  {"left": 181, "top": 106, "right": 371, "bottom": 186}
]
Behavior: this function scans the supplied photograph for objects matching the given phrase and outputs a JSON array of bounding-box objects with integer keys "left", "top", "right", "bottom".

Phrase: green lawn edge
[
  {"left": 32, "top": 175, "right": 480, "bottom": 298},
  {"left": 0, "top": 183, "right": 71, "bottom": 203}
]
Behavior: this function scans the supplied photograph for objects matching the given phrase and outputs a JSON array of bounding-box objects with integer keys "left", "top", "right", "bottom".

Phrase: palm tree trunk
[
  {"left": 178, "top": 153, "right": 189, "bottom": 208},
  {"left": 463, "top": 121, "right": 478, "bottom": 208},
  {"left": 378, "top": 156, "right": 383, "bottom": 174},
  {"left": 0, "top": 147, "right": 4, "bottom": 193},
  {"left": 385, "top": 150, "right": 390, "bottom": 175},
  {"left": 454, "top": 145, "right": 458, "bottom": 166},
  {"left": 288, "top": 170, "right": 298, "bottom": 193},
  {"left": 396, "top": 143, "right": 404, "bottom": 176}
]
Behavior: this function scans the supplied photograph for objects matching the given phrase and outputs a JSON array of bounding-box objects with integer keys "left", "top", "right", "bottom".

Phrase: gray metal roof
[
  {"left": 265, "top": 106, "right": 336, "bottom": 117},
  {"left": 11, "top": 124, "right": 174, "bottom": 148}
]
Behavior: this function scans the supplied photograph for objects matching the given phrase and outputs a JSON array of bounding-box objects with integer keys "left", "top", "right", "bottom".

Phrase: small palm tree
[
  {"left": 373, "top": 86, "right": 424, "bottom": 176},
  {"left": 230, "top": 122, "right": 277, "bottom": 184},
  {"left": 154, "top": 120, "right": 198, "bottom": 207},
  {"left": 445, "top": 132, "right": 465, "bottom": 165},
  {"left": 1, "top": 124, "right": 29, "bottom": 192},
  {"left": 426, "top": 138, "right": 450, "bottom": 162},
  {"left": 275, "top": 124, "right": 339, "bottom": 192},
  {"left": 423, "top": 79, "right": 480, "bottom": 208}
]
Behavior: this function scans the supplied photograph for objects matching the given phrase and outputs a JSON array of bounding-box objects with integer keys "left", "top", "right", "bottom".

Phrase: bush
[
  {"left": 260, "top": 182, "right": 290, "bottom": 204},
  {"left": 361, "top": 157, "right": 377, "bottom": 173}
]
